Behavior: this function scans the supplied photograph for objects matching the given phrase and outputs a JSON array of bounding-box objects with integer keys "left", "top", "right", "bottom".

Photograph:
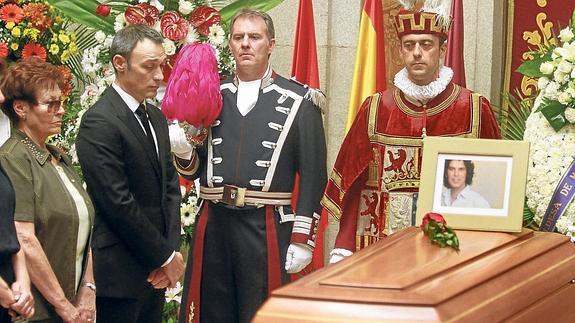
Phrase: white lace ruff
[{"left": 393, "top": 66, "right": 454, "bottom": 103}]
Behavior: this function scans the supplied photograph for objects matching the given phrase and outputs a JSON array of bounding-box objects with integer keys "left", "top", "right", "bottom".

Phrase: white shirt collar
[
  {"left": 394, "top": 66, "right": 454, "bottom": 103},
  {"left": 112, "top": 82, "right": 143, "bottom": 113}
]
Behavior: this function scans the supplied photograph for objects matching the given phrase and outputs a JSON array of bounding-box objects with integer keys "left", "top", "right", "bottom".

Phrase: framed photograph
[{"left": 416, "top": 137, "right": 529, "bottom": 232}]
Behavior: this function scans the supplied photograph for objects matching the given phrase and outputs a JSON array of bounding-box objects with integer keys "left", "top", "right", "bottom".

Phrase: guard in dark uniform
[{"left": 172, "top": 9, "right": 327, "bottom": 323}]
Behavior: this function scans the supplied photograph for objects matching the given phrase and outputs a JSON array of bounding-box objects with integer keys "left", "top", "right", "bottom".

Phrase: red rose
[
  {"left": 124, "top": 3, "right": 160, "bottom": 26},
  {"left": 189, "top": 5, "right": 221, "bottom": 36},
  {"left": 95, "top": 4, "right": 111, "bottom": 17},
  {"left": 161, "top": 11, "right": 189, "bottom": 41},
  {"left": 420, "top": 212, "right": 447, "bottom": 233}
]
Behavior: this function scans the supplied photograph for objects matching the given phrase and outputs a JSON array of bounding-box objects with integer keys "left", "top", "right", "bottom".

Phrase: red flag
[
  {"left": 290, "top": 0, "right": 326, "bottom": 272},
  {"left": 291, "top": 0, "right": 319, "bottom": 87},
  {"left": 445, "top": 0, "right": 466, "bottom": 87},
  {"left": 345, "top": 0, "right": 386, "bottom": 130}
]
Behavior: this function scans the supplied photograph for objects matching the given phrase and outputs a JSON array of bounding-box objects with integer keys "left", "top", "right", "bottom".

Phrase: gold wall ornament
[
  {"left": 521, "top": 76, "right": 538, "bottom": 97},
  {"left": 520, "top": 11, "right": 556, "bottom": 97},
  {"left": 537, "top": 0, "right": 548, "bottom": 7}
]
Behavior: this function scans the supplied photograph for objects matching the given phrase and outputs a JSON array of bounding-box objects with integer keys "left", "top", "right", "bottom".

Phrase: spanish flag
[{"left": 346, "top": 0, "right": 387, "bottom": 130}]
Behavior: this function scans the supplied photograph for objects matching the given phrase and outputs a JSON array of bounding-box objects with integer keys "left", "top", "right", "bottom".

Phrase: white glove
[
  {"left": 168, "top": 122, "right": 193, "bottom": 159},
  {"left": 329, "top": 248, "right": 353, "bottom": 264},
  {"left": 284, "top": 243, "right": 312, "bottom": 274}
]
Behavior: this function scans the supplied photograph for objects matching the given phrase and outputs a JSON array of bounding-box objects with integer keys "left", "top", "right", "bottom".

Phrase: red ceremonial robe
[{"left": 322, "top": 82, "right": 501, "bottom": 252}]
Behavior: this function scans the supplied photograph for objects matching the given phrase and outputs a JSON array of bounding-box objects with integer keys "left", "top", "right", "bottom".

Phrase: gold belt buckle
[{"left": 222, "top": 184, "right": 246, "bottom": 207}]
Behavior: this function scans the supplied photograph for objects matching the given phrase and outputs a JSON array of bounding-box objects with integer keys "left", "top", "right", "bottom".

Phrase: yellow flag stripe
[{"left": 345, "top": 10, "right": 381, "bottom": 131}]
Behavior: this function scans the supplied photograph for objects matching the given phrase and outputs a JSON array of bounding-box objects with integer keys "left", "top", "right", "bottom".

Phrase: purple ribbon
[{"left": 539, "top": 158, "right": 575, "bottom": 231}]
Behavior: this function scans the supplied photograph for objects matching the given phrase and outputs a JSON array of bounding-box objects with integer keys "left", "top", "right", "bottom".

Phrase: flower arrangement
[
  {"left": 517, "top": 9, "right": 575, "bottom": 238},
  {"left": 420, "top": 212, "right": 459, "bottom": 250},
  {"left": 162, "top": 281, "right": 183, "bottom": 323},
  {"left": 179, "top": 177, "right": 198, "bottom": 245},
  {"left": 0, "top": 0, "right": 76, "bottom": 96}
]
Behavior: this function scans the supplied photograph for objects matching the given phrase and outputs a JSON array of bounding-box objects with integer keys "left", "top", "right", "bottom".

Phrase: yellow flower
[
  {"left": 10, "top": 43, "right": 18, "bottom": 51},
  {"left": 11, "top": 27, "right": 21, "bottom": 38},
  {"left": 60, "top": 49, "right": 70, "bottom": 62},
  {"left": 23, "top": 28, "right": 40, "bottom": 42},
  {"left": 6, "top": 22, "right": 15, "bottom": 30},
  {"left": 68, "top": 42, "right": 78, "bottom": 54},
  {"left": 70, "top": 32, "right": 77, "bottom": 42},
  {"left": 49, "top": 44, "right": 59, "bottom": 55},
  {"left": 58, "top": 33, "right": 70, "bottom": 44},
  {"left": 55, "top": 16, "right": 62, "bottom": 24}
]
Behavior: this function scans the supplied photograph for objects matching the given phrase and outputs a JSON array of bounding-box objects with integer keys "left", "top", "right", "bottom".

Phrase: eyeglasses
[{"left": 36, "top": 99, "right": 65, "bottom": 113}]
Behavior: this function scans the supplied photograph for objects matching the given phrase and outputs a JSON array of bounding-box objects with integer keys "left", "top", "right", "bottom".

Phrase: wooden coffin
[{"left": 254, "top": 227, "right": 575, "bottom": 322}]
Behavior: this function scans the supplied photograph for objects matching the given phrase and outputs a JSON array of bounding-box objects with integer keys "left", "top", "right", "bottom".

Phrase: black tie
[{"left": 135, "top": 104, "right": 157, "bottom": 156}]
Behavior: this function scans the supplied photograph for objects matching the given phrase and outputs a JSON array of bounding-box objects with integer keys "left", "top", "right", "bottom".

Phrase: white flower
[
  {"left": 104, "top": 35, "right": 114, "bottom": 48},
  {"left": 208, "top": 25, "right": 226, "bottom": 46},
  {"left": 163, "top": 39, "right": 177, "bottom": 56},
  {"left": 114, "top": 13, "right": 128, "bottom": 32},
  {"left": 558, "top": 91, "right": 572, "bottom": 105},
  {"left": 558, "top": 60, "right": 573, "bottom": 74},
  {"left": 182, "top": 213, "right": 195, "bottom": 227},
  {"left": 538, "top": 76, "right": 550, "bottom": 90},
  {"left": 545, "top": 81, "right": 560, "bottom": 99},
  {"left": 554, "top": 69, "right": 569, "bottom": 84},
  {"left": 149, "top": 0, "right": 164, "bottom": 11},
  {"left": 524, "top": 94, "right": 575, "bottom": 234},
  {"left": 165, "top": 282, "right": 182, "bottom": 304},
  {"left": 540, "top": 61, "right": 555, "bottom": 75},
  {"left": 555, "top": 42, "right": 575, "bottom": 62},
  {"left": 94, "top": 31, "right": 107, "bottom": 44},
  {"left": 179, "top": 0, "right": 195, "bottom": 15},
  {"left": 183, "top": 26, "right": 199, "bottom": 44},
  {"left": 565, "top": 108, "right": 575, "bottom": 124},
  {"left": 559, "top": 27, "right": 575, "bottom": 43}
]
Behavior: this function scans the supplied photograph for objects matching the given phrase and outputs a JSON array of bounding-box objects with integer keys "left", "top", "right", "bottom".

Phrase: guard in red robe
[{"left": 322, "top": 2, "right": 501, "bottom": 262}]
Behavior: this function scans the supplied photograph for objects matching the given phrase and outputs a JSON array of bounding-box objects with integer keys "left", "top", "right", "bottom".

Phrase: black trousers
[
  {"left": 183, "top": 203, "right": 292, "bottom": 323},
  {"left": 96, "top": 287, "right": 165, "bottom": 323}
]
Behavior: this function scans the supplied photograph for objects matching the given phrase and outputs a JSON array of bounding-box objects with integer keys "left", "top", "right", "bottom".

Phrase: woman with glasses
[{"left": 0, "top": 58, "right": 95, "bottom": 323}]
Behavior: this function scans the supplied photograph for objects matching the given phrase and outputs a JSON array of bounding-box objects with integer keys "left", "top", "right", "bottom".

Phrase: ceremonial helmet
[{"left": 394, "top": 0, "right": 453, "bottom": 40}]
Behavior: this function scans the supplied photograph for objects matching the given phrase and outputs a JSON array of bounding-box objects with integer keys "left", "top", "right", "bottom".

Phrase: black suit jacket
[{"left": 76, "top": 87, "right": 181, "bottom": 298}]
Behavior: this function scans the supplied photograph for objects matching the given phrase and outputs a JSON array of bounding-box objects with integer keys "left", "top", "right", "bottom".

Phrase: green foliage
[
  {"left": 497, "top": 91, "right": 536, "bottom": 226},
  {"left": 423, "top": 222, "right": 459, "bottom": 251},
  {"left": 497, "top": 91, "right": 534, "bottom": 140},
  {"left": 46, "top": 0, "right": 117, "bottom": 35},
  {"left": 538, "top": 98, "right": 568, "bottom": 131},
  {"left": 516, "top": 51, "right": 552, "bottom": 78}
]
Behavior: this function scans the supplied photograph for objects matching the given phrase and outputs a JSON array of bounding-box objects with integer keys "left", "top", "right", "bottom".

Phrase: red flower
[
  {"left": 21, "top": 43, "right": 47, "bottom": 61},
  {"left": 0, "top": 42, "right": 8, "bottom": 59},
  {"left": 161, "top": 11, "right": 189, "bottom": 41},
  {"left": 0, "top": 4, "right": 25, "bottom": 24},
  {"left": 189, "top": 5, "right": 221, "bottom": 36},
  {"left": 420, "top": 212, "right": 459, "bottom": 250},
  {"left": 420, "top": 212, "right": 447, "bottom": 232},
  {"left": 31, "top": 14, "right": 52, "bottom": 32},
  {"left": 95, "top": 4, "right": 111, "bottom": 17},
  {"left": 124, "top": 3, "right": 160, "bottom": 26},
  {"left": 22, "top": 3, "right": 47, "bottom": 19},
  {"left": 57, "top": 66, "right": 73, "bottom": 96}
]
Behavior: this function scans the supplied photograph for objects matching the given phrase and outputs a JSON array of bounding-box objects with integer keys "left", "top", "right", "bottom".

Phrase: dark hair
[
  {"left": 230, "top": 8, "right": 275, "bottom": 40},
  {"left": 110, "top": 24, "right": 164, "bottom": 71},
  {"left": 443, "top": 159, "right": 475, "bottom": 188},
  {"left": 0, "top": 58, "right": 64, "bottom": 124}
]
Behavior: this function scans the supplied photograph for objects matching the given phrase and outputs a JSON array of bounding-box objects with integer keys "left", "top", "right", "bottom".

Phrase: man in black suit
[{"left": 76, "top": 25, "right": 184, "bottom": 323}]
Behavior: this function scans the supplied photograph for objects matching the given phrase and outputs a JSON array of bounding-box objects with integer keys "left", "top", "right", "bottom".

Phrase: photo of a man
[{"left": 441, "top": 160, "right": 490, "bottom": 208}]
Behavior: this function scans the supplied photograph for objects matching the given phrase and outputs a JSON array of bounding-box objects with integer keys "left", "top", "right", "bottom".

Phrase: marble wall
[{"left": 266, "top": 0, "right": 504, "bottom": 262}]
